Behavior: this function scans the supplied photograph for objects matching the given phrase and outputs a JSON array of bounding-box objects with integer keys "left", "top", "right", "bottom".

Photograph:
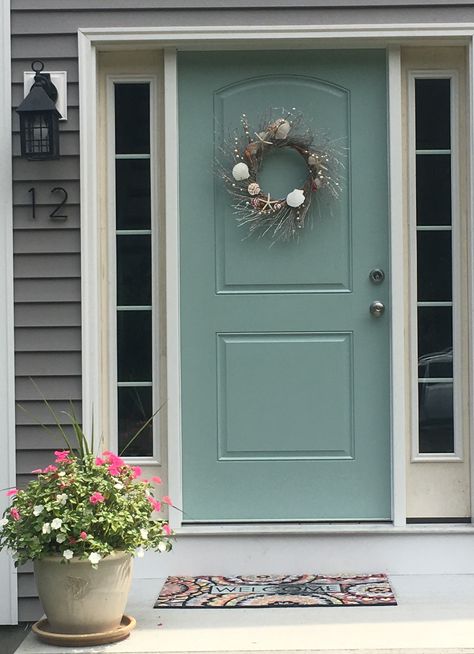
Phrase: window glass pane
[
  {"left": 116, "top": 159, "right": 151, "bottom": 230},
  {"left": 418, "top": 349, "right": 453, "bottom": 379},
  {"left": 416, "top": 154, "right": 451, "bottom": 226},
  {"left": 117, "top": 235, "right": 151, "bottom": 306},
  {"left": 417, "top": 307, "right": 452, "bottom": 359},
  {"left": 417, "top": 231, "right": 452, "bottom": 302},
  {"left": 418, "top": 381, "right": 454, "bottom": 453},
  {"left": 415, "top": 78, "right": 450, "bottom": 150},
  {"left": 118, "top": 386, "right": 153, "bottom": 457},
  {"left": 117, "top": 311, "right": 152, "bottom": 382},
  {"left": 115, "top": 83, "right": 150, "bottom": 155}
]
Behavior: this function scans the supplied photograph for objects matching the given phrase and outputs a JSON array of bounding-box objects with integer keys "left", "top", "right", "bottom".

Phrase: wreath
[{"left": 219, "top": 109, "right": 343, "bottom": 243}]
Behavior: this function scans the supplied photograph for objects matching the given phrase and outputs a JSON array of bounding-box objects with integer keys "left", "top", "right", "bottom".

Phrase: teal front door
[{"left": 179, "top": 50, "right": 391, "bottom": 522}]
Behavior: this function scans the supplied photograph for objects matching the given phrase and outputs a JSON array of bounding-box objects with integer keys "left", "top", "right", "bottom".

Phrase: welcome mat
[{"left": 154, "top": 574, "right": 397, "bottom": 608}]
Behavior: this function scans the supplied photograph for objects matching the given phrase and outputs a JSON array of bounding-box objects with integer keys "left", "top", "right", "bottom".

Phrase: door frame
[
  {"left": 0, "top": 0, "right": 18, "bottom": 625},
  {"left": 79, "top": 23, "right": 474, "bottom": 532}
]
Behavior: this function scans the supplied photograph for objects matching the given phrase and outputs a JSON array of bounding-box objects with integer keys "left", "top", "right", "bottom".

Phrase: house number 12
[{"left": 28, "top": 186, "right": 68, "bottom": 220}]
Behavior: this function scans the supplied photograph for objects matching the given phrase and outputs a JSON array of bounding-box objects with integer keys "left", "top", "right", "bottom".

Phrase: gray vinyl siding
[{"left": 10, "top": 0, "right": 473, "bottom": 622}]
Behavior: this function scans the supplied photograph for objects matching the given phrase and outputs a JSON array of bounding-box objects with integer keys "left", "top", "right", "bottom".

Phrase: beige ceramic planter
[{"left": 34, "top": 551, "right": 133, "bottom": 634}]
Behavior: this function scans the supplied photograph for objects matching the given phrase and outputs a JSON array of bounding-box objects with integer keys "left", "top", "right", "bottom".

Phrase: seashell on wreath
[{"left": 232, "top": 162, "right": 250, "bottom": 181}]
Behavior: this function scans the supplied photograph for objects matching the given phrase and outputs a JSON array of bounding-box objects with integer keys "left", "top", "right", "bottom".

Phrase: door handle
[{"left": 370, "top": 300, "right": 385, "bottom": 318}]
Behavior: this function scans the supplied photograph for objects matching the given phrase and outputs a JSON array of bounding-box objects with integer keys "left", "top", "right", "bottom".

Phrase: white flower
[
  {"left": 51, "top": 518, "right": 62, "bottom": 530},
  {"left": 88, "top": 552, "right": 101, "bottom": 565},
  {"left": 274, "top": 119, "right": 291, "bottom": 140},
  {"left": 158, "top": 542, "right": 167, "bottom": 553},
  {"left": 136, "top": 547, "right": 145, "bottom": 558},
  {"left": 42, "top": 523, "right": 51, "bottom": 534},
  {"left": 58, "top": 471, "right": 66, "bottom": 477},
  {"left": 232, "top": 162, "right": 250, "bottom": 181},
  {"left": 63, "top": 549, "right": 73, "bottom": 560},
  {"left": 114, "top": 482, "right": 124, "bottom": 491},
  {"left": 286, "top": 188, "right": 305, "bottom": 208},
  {"left": 33, "top": 505, "right": 44, "bottom": 517},
  {"left": 56, "top": 533, "right": 66, "bottom": 543},
  {"left": 0, "top": 518, "right": 8, "bottom": 527},
  {"left": 140, "top": 528, "right": 148, "bottom": 540},
  {"left": 56, "top": 494, "right": 68, "bottom": 505}
]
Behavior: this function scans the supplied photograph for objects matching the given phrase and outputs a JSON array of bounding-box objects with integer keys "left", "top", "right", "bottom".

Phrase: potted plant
[{"left": 0, "top": 409, "right": 173, "bottom": 645}]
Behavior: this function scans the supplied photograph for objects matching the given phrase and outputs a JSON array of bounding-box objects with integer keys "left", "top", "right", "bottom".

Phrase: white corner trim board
[
  {"left": 79, "top": 23, "right": 474, "bottom": 532},
  {"left": 0, "top": 0, "right": 18, "bottom": 626}
]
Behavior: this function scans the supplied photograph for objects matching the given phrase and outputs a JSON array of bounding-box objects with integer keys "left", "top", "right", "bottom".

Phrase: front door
[{"left": 178, "top": 50, "right": 391, "bottom": 522}]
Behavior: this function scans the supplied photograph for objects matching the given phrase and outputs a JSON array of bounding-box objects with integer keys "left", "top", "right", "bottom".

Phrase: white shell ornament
[
  {"left": 232, "top": 162, "right": 250, "bottom": 181},
  {"left": 274, "top": 119, "right": 291, "bottom": 140},
  {"left": 286, "top": 188, "right": 305, "bottom": 208}
]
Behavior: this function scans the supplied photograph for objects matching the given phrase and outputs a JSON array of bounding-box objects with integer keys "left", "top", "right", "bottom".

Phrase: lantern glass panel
[{"left": 25, "top": 113, "right": 50, "bottom": 155}]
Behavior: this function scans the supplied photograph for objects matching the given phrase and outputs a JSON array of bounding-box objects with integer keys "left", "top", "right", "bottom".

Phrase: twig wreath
[{"left": 218, "top": 109, "right": 344, "bottom": 243}]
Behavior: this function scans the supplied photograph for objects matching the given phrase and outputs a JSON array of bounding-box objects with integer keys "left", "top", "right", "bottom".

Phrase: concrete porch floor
[{"left": 13, "top": 575, "right": 474, "bottom": 654}]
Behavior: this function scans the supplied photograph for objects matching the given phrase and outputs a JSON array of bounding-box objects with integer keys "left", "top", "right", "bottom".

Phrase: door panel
[{"left": 178, "top": 50, "right": 390, "bottom": 522}]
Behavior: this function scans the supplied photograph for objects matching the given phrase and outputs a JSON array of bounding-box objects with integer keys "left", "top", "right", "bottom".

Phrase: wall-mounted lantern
[{"left": 16, "top": 60, "right": 61, "bottom": 160}]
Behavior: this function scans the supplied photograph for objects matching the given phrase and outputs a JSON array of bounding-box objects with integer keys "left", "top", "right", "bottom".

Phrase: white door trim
[
  {"left": 79, "top": 23, "right": 473, "bottom": 533},
  {"left": 0, "top": 0, "right": 18, "bottom": 625}
]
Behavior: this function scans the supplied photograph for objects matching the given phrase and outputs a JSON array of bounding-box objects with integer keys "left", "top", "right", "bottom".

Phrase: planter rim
[{"left": 34, "top": 551, "right": 131, "bottom": 564}]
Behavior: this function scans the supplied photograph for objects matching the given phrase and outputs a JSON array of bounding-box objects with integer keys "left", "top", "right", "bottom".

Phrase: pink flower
[
  {"left": 163, "top": 523, "right": 172, "bottom": 536},
  {"left": 6, "top": 488, "right": 18, "bottom": 497},
  {"left": 131, "top": 466, "right": 142, "bottom": 479},
  {"left": 79, "top": 531, "right": 87, "bottom": 540},
  {"left": 54, "top": 450, "right": 70, "bottom": 463},
  {"left": 147, "top": 496, "right": 161, "bottom": 512},
  {"left": 107, "top": 465, "right": 120, "bottom": 477},
  {"left": 102, "top": 451, "right": 125, "bottom": 467},
  {"left": 162, "top": 496, "right": 172, "bottom": 506},
  {"left": 10, "top": 508, "right": 20, "bottom": 521},
  {"left": 151, "top": 476, "right": 162, "bottom": 484},
  {"left": 43, "top": 465, "right": 57, "bottom": 474},
  {"left": 89, "top": 492, "right": 105, "bottom": 505},
  {"left": 95, "top": 457, "right": 105, "bottom": 466},
  {"left": 31, "top": 469, "right": 42, "bottom": 474}
]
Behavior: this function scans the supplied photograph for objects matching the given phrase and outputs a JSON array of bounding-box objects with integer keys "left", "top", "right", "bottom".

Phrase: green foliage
[{"left": 0, "top": 450, "right": 173, "bottom": 568}]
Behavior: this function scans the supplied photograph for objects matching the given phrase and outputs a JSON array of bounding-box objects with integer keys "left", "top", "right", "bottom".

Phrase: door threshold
[{"left": 175, "top": 522, "right": 474, "bottom": 536}]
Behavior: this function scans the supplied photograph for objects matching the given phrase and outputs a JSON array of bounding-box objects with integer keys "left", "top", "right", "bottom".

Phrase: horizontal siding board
[
  {"left": 12, "top": 59, "right": 78, "bottom": 84},
  {"left": 16, "top": 425, "right": 80, "bottom": 449},
  {"left": 11, "top": 6, "right": 474, "bottom": 34},
  {"left": 14, "top": 230, "right": 80, "bottom": 255},
  {"left": 12, "top": 35, "right": 78, "bottom": 59},
  {"left": 11, "top": 0, "right": 474, "bottom": 9},
  {"left": 14, "top": 254, "right": 81, "bottom": 279},
  {"left": 16, "top": 376, "right": 82, "bottom": 400},
  {"left": 15, "top": 352, "right": 82, "bottom": 376},
  {"left": 13, "top": 132, "right": 79, "bottom": 158},
  {"left": 15, "top": 303, "right": 81, "bottom": 326},
  {"left": 12, "top": 107, "right": 80, "bottom": 132},
  {"left": 17, "top": 450, "right": 68, "bottom": 475},
  {"left": 14, "top": 205, "right": 80, "bottom": 229},
  {"left": 18, "top": 597, "right": 42, "bottom": 622},
  {"left": 14, "top": 181, "right": 80, "bottom": 206},
  {"left": 15, "top": 327, "right": 81, "bottom": 351},
  {"left": 18, "top": 574, "right": 37, "bottom": 598},
  {"left": 16, "top": 376, "right": 81, "bottom": 400},
  {"left": 13, "top": 157, "right": 80, "bottom": 181},
  {"left": 12, "top": 82, "right": 79, "bottom": 108},
  {"left": 15, "top": 279, "right": 81, "bottom": 303},
  {"left": 16, "top": 401, "right": 82, "bottom": 426}
]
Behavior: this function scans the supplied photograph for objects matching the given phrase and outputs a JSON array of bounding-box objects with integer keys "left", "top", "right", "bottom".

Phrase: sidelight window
[{"left": 410, "top": 73, "right": 461, "bottom": 460}]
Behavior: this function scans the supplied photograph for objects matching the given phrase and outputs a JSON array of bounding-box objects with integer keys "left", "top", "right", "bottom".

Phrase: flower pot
[{"left": 34, "top": 551, "right": 133, "bottom": 634}]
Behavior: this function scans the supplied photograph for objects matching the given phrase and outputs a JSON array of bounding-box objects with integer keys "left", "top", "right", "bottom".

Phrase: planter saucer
[{"left": 32, "top": 614, "right": 136, "bottom": 647}]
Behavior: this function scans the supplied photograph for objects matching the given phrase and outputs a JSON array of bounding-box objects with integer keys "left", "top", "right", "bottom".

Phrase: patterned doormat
[{"left": 154, "top": 574, "right": 397, "bottom": 608}]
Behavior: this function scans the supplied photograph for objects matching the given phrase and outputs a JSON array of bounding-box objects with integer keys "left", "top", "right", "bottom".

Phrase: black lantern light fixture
[{"left": 16, "top": 60, "right": 61, "bottom": 160}]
